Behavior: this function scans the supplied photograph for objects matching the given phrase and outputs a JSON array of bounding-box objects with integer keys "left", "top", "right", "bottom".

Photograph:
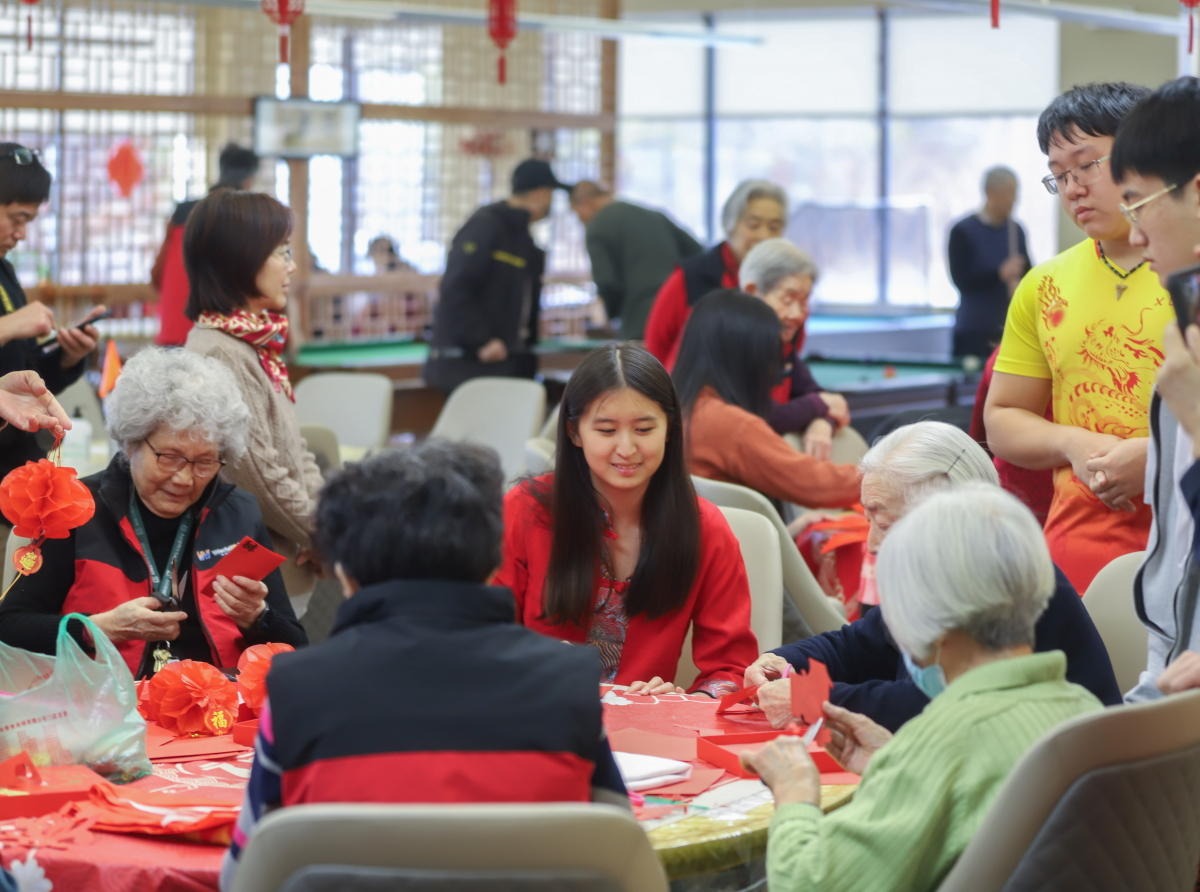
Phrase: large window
[{"left": 617, "top": 11, "right": 1060, "bottom": 308}]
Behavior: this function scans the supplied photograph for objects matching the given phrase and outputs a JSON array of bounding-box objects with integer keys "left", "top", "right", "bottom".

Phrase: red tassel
[
  {"left": 498, "top": 53, "right": 507, "bottom": 85},
  {"left": 279, "top": 27, "right": 289, "bottom": 64},
  {"left": 991, "top": 0, "right": 999, "bottom": 27},
  {"left": 1191, "top": 14, "right": 1195, "bottom": 54},
  {"left": 26, "top": 12, "right": 32, "bottom": 50}
]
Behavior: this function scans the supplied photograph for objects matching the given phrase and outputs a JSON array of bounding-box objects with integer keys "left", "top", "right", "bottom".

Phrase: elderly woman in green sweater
[{"left": 743, "top": 484, "right": 1102, "bottom": 892}]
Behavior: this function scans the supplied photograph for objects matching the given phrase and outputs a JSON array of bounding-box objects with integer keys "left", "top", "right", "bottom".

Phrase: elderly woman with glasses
[
  {"left": 0, "top": 348, "right": 306, "bottom": 678},
  {"left": 743, "top": 485, "right": 1103, "bottom": 892},
  {"left": 746, "top": 422, "right": 1121, "bottom": 731}
]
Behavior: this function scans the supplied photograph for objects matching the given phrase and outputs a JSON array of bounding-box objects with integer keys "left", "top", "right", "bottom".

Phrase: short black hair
[
  {"left": 0, "top": 143, "right": 52, "bottom": 206},
  {"left": 315, "top": 439, "right": 505, "bottom": 587},
  {"left": 1111, "top": 77, "right": 1200, "bottom": 188},
  {"left": 183, "top": 189, "right": 293, "bottom": 319},
  {"left": 216, "top": 143, "right": 260, "bottom": 188},
  {"left": 1036, "top": 82, "right": 1152, "bottom": 155}
]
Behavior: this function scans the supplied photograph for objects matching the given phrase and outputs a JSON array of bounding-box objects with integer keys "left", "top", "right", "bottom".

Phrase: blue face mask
[{"left": 902, "top": 650, "right": 948, "bottom": 700}]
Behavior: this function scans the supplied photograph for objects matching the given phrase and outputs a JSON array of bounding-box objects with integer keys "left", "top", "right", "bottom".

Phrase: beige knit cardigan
[{"left": 185, "top": 326, "right": 323, "bottom": 599}]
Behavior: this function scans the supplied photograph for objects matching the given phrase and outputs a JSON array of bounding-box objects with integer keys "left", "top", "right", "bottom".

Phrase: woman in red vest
[
  {"left": 644, "top": 179, "right": 787, "bottom": 369},
  {"left": 498, "top": 342, "right": 759, "bottom": 697},
  {"left": 0, "top": 348, "right": 306, "bottom": 677}
]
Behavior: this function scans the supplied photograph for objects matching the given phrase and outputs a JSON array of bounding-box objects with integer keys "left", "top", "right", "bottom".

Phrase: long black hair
[
  {"left": 534, "top": 342, "right": 700, "bottom": 625},
  {"left": 673, "top": 289, "right": 783, "bottom": 420}
]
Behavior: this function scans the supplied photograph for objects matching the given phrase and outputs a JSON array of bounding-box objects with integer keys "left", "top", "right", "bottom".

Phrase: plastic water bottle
[{"left": 60, "top": 408, "right": 92, "bottom": 470}]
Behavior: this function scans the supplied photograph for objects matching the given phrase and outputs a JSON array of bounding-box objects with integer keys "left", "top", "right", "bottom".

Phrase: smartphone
[
  {"left": 211, "top": 536, "right": 287, "bottom": 584},
  {"left": 40, "top": 308, "right": 115, "bottom": 354},
  {"left": 1169, "top": 263, "right": 1200, "bottom": 332}
]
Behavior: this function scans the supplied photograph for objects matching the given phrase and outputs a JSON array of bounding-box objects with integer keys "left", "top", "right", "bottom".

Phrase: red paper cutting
[
  {"left": 236, "top": 642, "right": 293, "bottom": 716},
  {"left": 791, "top": 659, "right": 833, "bottom": 726},
  {"left": 717, "top": 684, "right": 762, "bottom": 714},
  {"left": 145, "top": 661, "right": 239, "bottom": 737}
]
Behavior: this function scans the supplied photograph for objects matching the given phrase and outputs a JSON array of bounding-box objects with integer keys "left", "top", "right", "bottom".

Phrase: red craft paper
[
  {"left": 145, "top": 662, "right": 239, "bottom": 737},
  {"left": 214, "top": 537, "right": 287, "bottom": 585},
  {"left": 608, "top": 728, "right": 697, "bottom": 762},
  {"left": 717, "top": 684, "right": 761, "bottom": 714},
  {"left": 696, "top": 731, "right": 840, "bottom": 778},
  {"left": 640, "top": 767, "right": 725, "bottom": 797},
  {"left": 231, "top": 720, "right": 258, "bottom": 748},
  {"left": 144, "top": 721, "right": 250, "bottom": 762},
  {"left": 791, "top": 660, "right": 833, "bottom": 726},
  {"left": 819, "top": 771, "right": 862, "bottom": 786},
  {"left": 236, "top": 642, "right": 293, "bottom": 716},
  {"left": 0, "top": 753, "right": 106, "bottom": 820},
  {"left": 0, "top": 458, "right": 95, "bottom": 539}
]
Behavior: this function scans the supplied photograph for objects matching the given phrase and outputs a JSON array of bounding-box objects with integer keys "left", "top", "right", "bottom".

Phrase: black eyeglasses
[
  {"left": 145, "top": 438, "right": 226, "bottom": 480},
  {"left": 0, "top": 148, "right": 41, "bottom": 166}
]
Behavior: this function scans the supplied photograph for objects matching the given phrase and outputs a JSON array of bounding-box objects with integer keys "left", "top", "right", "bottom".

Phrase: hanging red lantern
[
  {"left": 488, "top": 0, "right": 517, "bottom": 85},
  {"left": 1184, "top": 0, "right": 1199, "bottom": 53},
  {"left": 107, "top": 141, "right": 145, "bottom": 199},
  {"left": 992, "top": 0, "right": 1000, "bottom": 28},
  {"left": 262, "top": 0, "right": 305, "bottom": 65},
  {"left": 19, "top": 0, "right": 38, "bottom": 50}
]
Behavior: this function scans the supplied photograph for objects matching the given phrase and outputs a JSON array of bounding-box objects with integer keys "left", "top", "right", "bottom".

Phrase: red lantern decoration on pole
[
  {"left": 488, "top": 0, "right": 517, "bottom": 85},
  {"left": 1184, "top": 0, "right": 1199, "bottom": 53},
  {"left": 20, "top": 0, "right": 38, "bottom": 50},
  {"left": 107, "top": 141, "right": 145, "bottom": 199},
  {"left": 992, "top": 0, "right": 1000, "bottom": 28},
  {"left": 262, "top": 0, "right": 305, "bottom": 65}
]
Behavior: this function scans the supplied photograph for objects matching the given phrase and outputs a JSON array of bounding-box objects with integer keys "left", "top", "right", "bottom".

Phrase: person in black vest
[
  {"left": 220, "top": 439, "right": 628, "bottom": 890},
  {"left": 0, "top": 143, "right": 100, "bottom": 482},
  {"left": 423, "top": 159, "right": 569, "bottom": 394}
]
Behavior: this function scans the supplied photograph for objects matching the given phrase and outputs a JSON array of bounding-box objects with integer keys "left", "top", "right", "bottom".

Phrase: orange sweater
[{"left": 686, "top": 387, "right": 861, "bottom": 509}]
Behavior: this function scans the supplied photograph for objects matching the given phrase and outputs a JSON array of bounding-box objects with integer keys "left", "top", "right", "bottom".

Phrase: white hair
[
  {"left": 106, "top": 347, "right": 251, "bottom": 460},
  {"left": 859, "top": 421, "right": 998, "bottom": 514},
  {"left": 721, "top": 179, "right": 788, "bottom": 238},
  {"left": 738, "top": 238, "right": 819, "bottom": 295},
  {"left": 878, "top": 483, "right": 1054, "bottom": 660}
]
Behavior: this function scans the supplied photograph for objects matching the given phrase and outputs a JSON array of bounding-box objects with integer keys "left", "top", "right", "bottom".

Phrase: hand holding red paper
[
  {"left": 237, "top": 642, "right": 294, "bottom": 715},
  {"left": 743, "top": 652, "right": 792, "bottom": 687},
  {"left": 209, "top": 536, "right": 286, "bottom": 627},
  {"left": 145, "top": 660, "right": 239, "bottom": 737},
  {"left": 740, "top": 735, "right": 822, "bottom": 807},
  {"left": 823, "top": 701, "right": 892, "bottom": 775}
]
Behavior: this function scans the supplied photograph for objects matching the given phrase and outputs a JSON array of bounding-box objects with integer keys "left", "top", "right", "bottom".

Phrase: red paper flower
[
  {"left": 146, "top": 661, "right": 239, "bottom": 737},
  {"left": 0, "top": 459, "right": 95, "bottom": 540},
  {"left": 237, "top": 643, "right": 294, "bottom": 716}
]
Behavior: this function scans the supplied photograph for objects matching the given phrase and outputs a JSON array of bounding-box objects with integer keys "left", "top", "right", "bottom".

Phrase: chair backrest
[
  {"left": 675, "top": 506, "right": 783, "bottom": 689},
  {"left": 431, "top": 378, "right": 546, "bottom": 484},
  {"left": 300, "top": 425, "right": 342, "bottom": 474},
  {"left": 294, "top": 373, "right": 394, "bottom": 451},
  {"left": 1082, "top": 551, "right": 1148, "bottom": 694},
  {"left": 937, "top": 689, "right": 1200, "bottom": 892},
  {"left": 228, "top": 802, "right": 668, "bottom": 892},
  {"left": 691, "top": 476, "right": 846, "bottom": 635},
  {"left": 55, "top": 377, "right": 105, "bottom": 435},
  {"left": 539, "top": 404, "right": 561, "bottom": 441},
  {"left": 830, "top": 425, "right": 869, "bottom": 464},
  {"left": 1, "top": 532, "right": 30, "bottom": 591},
  {"left": 524, "top": 438, "right": 556, "bottom": 476}
]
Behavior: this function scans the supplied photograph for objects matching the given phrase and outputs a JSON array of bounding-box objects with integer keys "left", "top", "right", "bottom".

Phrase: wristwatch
[{"left": 255, "top": 602, "right": 272, "bottom": 634}]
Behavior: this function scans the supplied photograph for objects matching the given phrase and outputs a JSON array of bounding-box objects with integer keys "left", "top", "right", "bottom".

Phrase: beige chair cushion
[
  {"left": 294, "top": 373, "right": 393, "bottom": 451},
  {"left": 430, "top": 378, "right": 546, "bottom": 485},
  {"left": 1082, "top": 551, "right": 1148, "bottom": 694}
]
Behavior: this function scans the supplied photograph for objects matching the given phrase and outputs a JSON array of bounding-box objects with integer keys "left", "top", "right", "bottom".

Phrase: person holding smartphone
[
  {"left": 0, "top": 143, "right": 101, "bottom": 485},
  {"left": 1107, "top": 77, "right": 1200, "bottom": 700}
]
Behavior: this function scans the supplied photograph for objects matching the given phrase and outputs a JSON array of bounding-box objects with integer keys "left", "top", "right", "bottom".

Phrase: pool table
[{"left": 294, "top": 338, "right": 609, "bottom": 380}]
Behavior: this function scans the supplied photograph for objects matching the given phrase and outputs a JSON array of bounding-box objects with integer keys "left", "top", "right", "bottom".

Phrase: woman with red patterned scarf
[{"left": 183, "top": 189, "right": 325, "bottom": 619}]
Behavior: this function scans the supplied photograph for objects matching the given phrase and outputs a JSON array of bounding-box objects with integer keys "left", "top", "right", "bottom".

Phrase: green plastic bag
[{"left": 0, "top": 613, "right": 151, "bottom": 783}]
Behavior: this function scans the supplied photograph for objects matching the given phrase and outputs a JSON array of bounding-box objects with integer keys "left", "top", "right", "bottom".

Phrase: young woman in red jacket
[{"left": 498, "top": 343, "right": 759, "bottom": 697}]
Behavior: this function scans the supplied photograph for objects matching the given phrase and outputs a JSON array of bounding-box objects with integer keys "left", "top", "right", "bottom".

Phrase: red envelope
[
  {"left": 213, "top": 536, "right": 286, "bottom": 583},
  {"left": 791, "top": 660, "right": 833, "bottom": 725}
]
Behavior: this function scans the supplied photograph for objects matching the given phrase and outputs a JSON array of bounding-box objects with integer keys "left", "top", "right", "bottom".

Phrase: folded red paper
[
  {"left": 0, "top": 752, "right": 107, "bottom": 820},
  {"left": 696, "top": 731, "right": 841, "bottom": 778},
  {"left": 608, "top": 728, "right": 697, "bottom": 762},
  {"left": 717, "top": 684, "right": 762, "bottom": 714}
]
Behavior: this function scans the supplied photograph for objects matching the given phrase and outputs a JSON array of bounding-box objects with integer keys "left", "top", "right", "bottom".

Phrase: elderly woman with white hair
[
  {"left": 0, "top": 348, "right": 306, "bottom": 678},
  {"left": 738, "top": 237, "right": 851, "bottom": 460},
  {"left": 742, "top": 485, "right": 1102, "bottom": 892},
  {"left": 746, "top": 421, "right": 1120, "bottom": 730},
  {"left": 645, "top": 179, "right": 786, "bottom": 369}
]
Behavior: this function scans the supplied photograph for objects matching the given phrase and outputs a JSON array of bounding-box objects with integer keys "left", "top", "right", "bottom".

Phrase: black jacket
[
  {"left": 682, "top": 242, "right": 733, "bottom": 307},
  {"left": 0, "top": 258, "right": 86, "bottom": 479},
  {"left": 424, "top": 202, "right": 544, "bottom": 392},
  {"left": 772, "top": 565, "right": 1122, "bottom": 731}
]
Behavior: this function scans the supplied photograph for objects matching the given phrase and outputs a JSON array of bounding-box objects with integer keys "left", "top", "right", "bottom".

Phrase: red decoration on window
[
  {"left": 992, "top": 0, "right": 1000, "bottom": 27},
  {"left": 1184, "top": 0, "right": 1199, "bottom": 53},
  {"left": 19, "top": 0, "right": 38, "bottom": 50},
  {"left": 488, "top": 0, "right": 517, "bottom": 85},
  {"left": 262, "top": 0, "right": 305, "bottom": 65},
  {"left": 106, "top": 141, "right": 145, "bottom": 199}
]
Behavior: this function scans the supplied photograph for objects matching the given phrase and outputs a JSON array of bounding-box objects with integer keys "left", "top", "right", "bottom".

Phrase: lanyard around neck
[{"left": 128, "top": 489, "right": 195, "bottom": 608}]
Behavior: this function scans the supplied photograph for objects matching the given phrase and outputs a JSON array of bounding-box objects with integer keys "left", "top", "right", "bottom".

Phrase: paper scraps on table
[
  {"left": 143, "top": 720, "right": 250, "bottom": 763},
  {"left": 639, "top": 767, "right": 725, "bottom": 797},
  {"left": 609, "top": 728, "right": 697, "bottom": 762},
  {"left": 613, "top": 752, "right": 692, "bottom": 792},
  {"left": 717, "top": 684, "right": 762, "bottom": 714},
  {"left": 0, "top": 804, "right": 95, "bottom": 850}
]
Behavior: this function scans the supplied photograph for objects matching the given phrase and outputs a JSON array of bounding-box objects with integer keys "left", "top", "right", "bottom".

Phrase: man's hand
[
  {"left": 823, "top": 701, "right": 892, "bottom": 775},
  {"left": 819, "top": 392, "right": 851, "bottom": 428},
  {"left": 744, "top": 652, "right": 792, "bottom": 687},
  {"left": 999, "top": 255, "right": 1026, "bottom": 285},
  {"left": 757, "top": 678, "right": 796, "bottom": 728},
  {"left": 1157, "top": 322, "right": 1200, "bottom": 459},
  {"left": 56, "top": 310, "right": 103, "bottom": 369},
  {"left": 1158, "top": 651, "right": 1200, "bottom": 695},
  {"left": 739, "top": 736, "right": 822, "bottom": 807},
  {"left": 1061, "top": 428, "right": 1121, "bottom": 492},
  {"left": 477, "top": 338, "right": 508, "bottom": 363},
  {"left": 1084, "top": 437, "right": 1148, "bottom": 512},
  {"left": 803, "top": 418, "right": 834, "bottom": 461},
  {"left": 0, "top": 370, "right": 71, "bottom": 436},
  {"left": 0, "top": 302, "right": 55, "bottom": 346},
  {"left": 91, "top": 597, "right": 187, "bottom": 643}
]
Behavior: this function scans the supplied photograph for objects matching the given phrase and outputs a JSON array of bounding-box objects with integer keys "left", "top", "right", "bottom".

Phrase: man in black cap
[{"left": 423, "top": 158, "right": 569, "bottom": 394}]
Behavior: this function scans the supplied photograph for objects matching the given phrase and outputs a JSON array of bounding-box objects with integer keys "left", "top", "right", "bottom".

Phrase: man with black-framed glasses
[
  {"left": 983, "top": 82, "right": 1173, "bottom": 596},
  {"left": 0, "top": 142, "right": 100, "bottom": 484}
]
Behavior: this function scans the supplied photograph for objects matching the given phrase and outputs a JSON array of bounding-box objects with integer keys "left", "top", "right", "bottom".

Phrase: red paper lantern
[
  {"left": 236, "top": 642, "right": 294, "bottom": 716},
  {"left": 19, "top": 0, "right": 37, "bottom": 50},
  {"left": 1184, "top": 0, "right": 1199, "bottom": 53},
  {"left": 146, "top": 661, "right": 239, "bottom": 737},
  {"left": 107, "top": 141, "right": 145, "bottom": 199},
  {"left": 262, "top": 0, "right": 305, "bottom": 65},
  {"left": 488, "top": 0, "right": 517, "bottom": 85},
  {"left": 0, "top": 453, "right": 95, "bottom": 585}
]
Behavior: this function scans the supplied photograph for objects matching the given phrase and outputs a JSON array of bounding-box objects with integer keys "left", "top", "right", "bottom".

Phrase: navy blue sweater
[
  {"left": 948, "top": 214, "right": 1030, "bottom": 338},
  {"left": 772, "top": 565, "right": 1121, "bottom": 731}
]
